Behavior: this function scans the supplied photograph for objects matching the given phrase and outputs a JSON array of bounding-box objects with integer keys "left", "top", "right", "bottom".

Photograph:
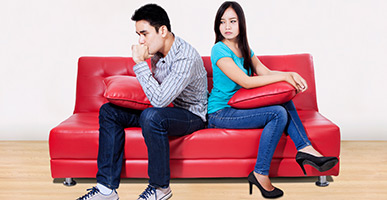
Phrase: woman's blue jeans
[
  {"left": 207, "top": 100, "right": 311, "bottom": 175},
  {"left": 96, "top": 103, "right": 205, "bottom": 189}
]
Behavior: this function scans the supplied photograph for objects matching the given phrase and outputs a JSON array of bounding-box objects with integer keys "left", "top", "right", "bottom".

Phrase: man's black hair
[{"left": 131, "top": 4, "right": 171, "bottom": 33}]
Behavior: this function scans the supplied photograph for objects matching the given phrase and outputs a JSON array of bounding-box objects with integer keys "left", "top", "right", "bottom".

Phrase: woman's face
[{"left": 219, "top": 7, "right": 239, "bottom": 41}]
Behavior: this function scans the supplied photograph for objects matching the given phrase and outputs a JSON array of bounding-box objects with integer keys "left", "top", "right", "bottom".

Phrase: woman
[{"left": 208, "top": 1, "right": 338, "bottom": 199}]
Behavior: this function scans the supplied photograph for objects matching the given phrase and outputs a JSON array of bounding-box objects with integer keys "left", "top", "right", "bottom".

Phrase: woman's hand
[{"left": 283, "top": 72, "right": 308, "bottom": 93}]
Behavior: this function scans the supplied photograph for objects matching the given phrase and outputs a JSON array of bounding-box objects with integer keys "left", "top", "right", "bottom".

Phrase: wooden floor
[{"left": 0, "top": 141, "right": 386, "bottom": 200}]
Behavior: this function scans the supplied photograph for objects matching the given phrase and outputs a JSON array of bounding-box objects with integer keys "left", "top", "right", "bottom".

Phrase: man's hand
[{"left": 131, "top": 44, "right": 153, "bottom": 64}]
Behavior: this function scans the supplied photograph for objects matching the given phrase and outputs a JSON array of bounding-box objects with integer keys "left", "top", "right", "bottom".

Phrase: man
[{"left": 77, "top": 3, "right": 207, "bottom": 200}]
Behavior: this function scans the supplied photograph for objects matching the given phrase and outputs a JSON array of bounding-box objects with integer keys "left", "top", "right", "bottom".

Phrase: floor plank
[{"left": 0, "top": 141, "right": 386, "bottom": 199}]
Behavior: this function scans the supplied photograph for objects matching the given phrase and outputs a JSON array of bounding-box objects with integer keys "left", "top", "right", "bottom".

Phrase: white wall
[{"left": 1, "top": 0, "right": 386, "bottom": 140}]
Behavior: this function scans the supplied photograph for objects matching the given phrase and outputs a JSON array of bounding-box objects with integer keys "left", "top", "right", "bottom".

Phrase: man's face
[{"left": 135, "top": 20, "right": 163, "bottom": 55}]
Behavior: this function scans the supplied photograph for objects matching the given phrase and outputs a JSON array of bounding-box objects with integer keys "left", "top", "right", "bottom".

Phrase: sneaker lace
[
  {"left": 139, "top": 185, "right": 157, "bottom": 200},
  {"left": 77, "top": 187, "right": 100, "bottom": 200}
]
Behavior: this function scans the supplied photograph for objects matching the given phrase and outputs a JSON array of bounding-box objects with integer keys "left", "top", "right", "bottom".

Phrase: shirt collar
[{"left": 155, "top": 35, "right": 180, "bottom": 65}]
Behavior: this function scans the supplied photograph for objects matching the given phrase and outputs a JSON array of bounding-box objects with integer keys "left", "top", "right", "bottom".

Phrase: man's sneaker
[
  {"left": 137, "top": 185, "right": 172, "bottom": 200},
  {"left": 77, "top": 186, "right": 119, "bottom": 200}
]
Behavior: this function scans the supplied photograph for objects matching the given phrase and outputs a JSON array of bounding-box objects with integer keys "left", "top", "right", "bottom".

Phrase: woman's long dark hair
[{"left": 214, "top": 1, "right": 254, "bottom": 75}]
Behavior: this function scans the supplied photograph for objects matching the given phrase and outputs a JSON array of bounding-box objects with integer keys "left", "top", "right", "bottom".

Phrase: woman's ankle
[
  {"left": 253, "top": 172, "right": 274, "bottom": 191},
  {"left": 298, "top": 145, "right": 323, "bottom": 157}
]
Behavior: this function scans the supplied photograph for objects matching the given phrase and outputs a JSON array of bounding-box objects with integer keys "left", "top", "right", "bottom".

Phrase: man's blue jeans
[
  {"left": 96, "top": 103, "right": 205, "bottom": 189},
  {"left": 207, "top": 100, "right": 311, "bottom": 175}
]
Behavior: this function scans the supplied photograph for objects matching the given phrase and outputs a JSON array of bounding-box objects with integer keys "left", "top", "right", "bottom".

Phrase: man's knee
[
  {"left": 140, "top": 108, "right": 163, "bottom": 125},
  {"left": 139, "top": 108, "right": 169, "bottom": 133}
]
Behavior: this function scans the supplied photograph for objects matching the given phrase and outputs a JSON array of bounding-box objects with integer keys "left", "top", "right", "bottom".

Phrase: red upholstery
[
  {"left": 49, "top": 54, "right": 340, "bottom": 179},
  {"left": 228, "top": 81, "right": 296, "bottom": 109},
  {"left": 103, "top": 75, "right": 173, "bottom": 109},
  {"left": 104, "top": 75, "right": 153, "bottom": 110}
]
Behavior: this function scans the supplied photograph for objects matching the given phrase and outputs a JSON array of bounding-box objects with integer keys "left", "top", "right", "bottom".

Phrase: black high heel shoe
[
  {"left": 248, "top": 171, "right": 283, "bottom": 199},
  {"left": 296, "top": 152, "right": 338, "bottom": 175}
]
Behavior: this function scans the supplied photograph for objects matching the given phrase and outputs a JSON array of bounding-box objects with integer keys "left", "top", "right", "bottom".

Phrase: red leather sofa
[{"left": 49, "top": 54, "right": 340, "bottom": 186}]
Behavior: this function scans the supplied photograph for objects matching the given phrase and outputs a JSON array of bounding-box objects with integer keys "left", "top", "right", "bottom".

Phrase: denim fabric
[
  {"left": 96, "top": 103, "right": 204, "bottom": 189},
  {"left": 282, "top": 101, "right": 311, "bottom": 150},
  {"left": 207, "top": 100, "right": 311, "bottom": 175},
  {"left": 139, "top": 107, "right": 205, "bottom": 188},
  {"left": 96, "top": 103, "right": 142, "bottom": 189}
]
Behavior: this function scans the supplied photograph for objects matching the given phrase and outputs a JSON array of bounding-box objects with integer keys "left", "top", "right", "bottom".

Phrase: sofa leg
[
  {"left": 315, "top": 176, "right": 329, "bottom": 187},
  {"left": 63, "top": 178, "right": 77, "bottom": 186}
]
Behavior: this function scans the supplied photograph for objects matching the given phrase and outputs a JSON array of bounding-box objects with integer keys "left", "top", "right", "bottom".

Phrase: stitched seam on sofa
[
  {"left": 107, "top": 98, "right": 150, "bottom": 105},
  {"left": 233, "top": 90, "right": 292, "bottom": 103}
]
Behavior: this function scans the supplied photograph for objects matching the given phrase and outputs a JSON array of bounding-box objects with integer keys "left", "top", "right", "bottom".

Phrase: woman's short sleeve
[{"left": 211, "top": 42, "right": 232, "bottom": 65}]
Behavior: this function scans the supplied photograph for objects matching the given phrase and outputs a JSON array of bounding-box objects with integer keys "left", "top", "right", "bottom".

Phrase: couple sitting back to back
[{"left": 77, "top": 2, "right": 338, "bottom": 200}]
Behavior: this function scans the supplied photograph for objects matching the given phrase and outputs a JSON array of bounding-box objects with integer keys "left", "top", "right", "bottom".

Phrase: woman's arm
[
  {"left": 216, "top": 57, "right": 286, "bottom": 89},
  {"left": 216, "top": 56, "right": 307, "bottom": 92},
  {"left": 252, "top": 56, "right": 308, "bottom": 93}
]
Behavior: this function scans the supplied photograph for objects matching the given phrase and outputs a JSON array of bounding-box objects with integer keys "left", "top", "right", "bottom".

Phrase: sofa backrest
[
  {"left": 74, "top": 54, "right": 317, "bottom": 113},
  {"left": 258, "top": 54, "right": 318, "bottom": 111}
]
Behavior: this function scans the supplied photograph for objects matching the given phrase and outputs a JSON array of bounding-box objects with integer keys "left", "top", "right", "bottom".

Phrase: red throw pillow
[
  {"left": 103, "top": 75, "right": 153, "bottom": 110},
  {"left": 228, "top": 81, "right": 296, "bottom": 109}
]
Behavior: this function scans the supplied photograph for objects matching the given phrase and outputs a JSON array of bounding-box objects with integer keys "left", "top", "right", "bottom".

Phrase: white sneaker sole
[{"left": 159, "top": 191, "right": 172, "bottom": 200}]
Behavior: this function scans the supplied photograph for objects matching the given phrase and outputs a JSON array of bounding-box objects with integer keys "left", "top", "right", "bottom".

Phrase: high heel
[
  {"left": 247, "top": 171, "right": 283, "bottom": 199},
  {"left": 295, "top": 152, "right": 338, "bottom": 175}
]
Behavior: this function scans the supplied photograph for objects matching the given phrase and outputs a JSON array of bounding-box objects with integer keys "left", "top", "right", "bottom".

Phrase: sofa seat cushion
[{"left": 49, "top": 111, "right": 340, "bottom": 160}]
